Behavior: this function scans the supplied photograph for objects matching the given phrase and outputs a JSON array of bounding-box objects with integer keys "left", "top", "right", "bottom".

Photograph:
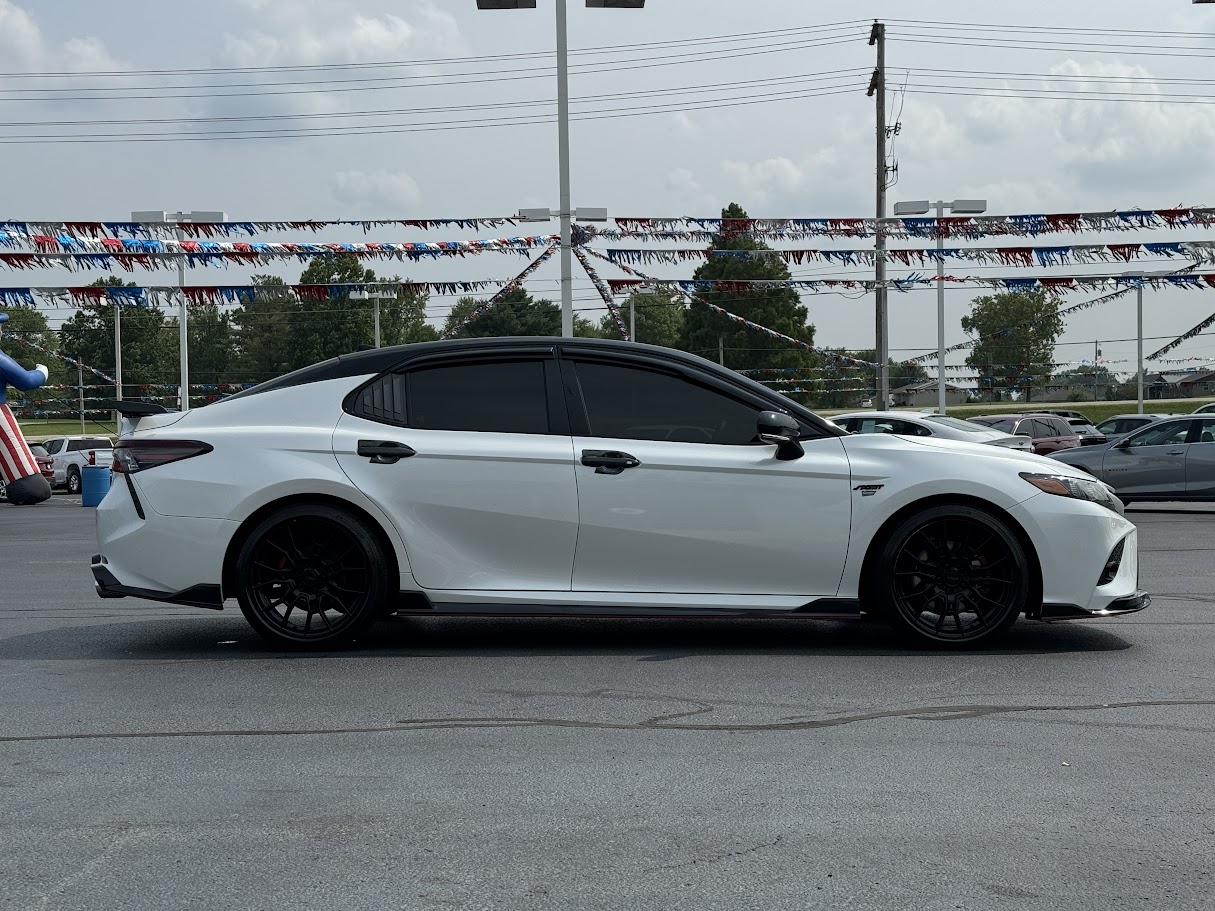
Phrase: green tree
[
  {"left": 289, "top": 254, "right": 380, "bottom": 369},
  {"left": 443, "top": 287, "right": 599, "bottom": 338},
  {"left": 58, "top": 278, "right": 176, "bottom": 391},
  {"left": 677, "top": 203, "right": 818, "bottom": 373},
  {"left": 600, "top": 290, "right": 686, "bottom": 347},
  {"left": 184, "top": 302, "right": 234, "bottom": 384},
  {"left": 961, "top": 290, "right": 1063, "bottom": 403},
  {"left": 231, "top": 275, "right": 295, "bottom": 383},
  {"left": 374, "top": 277, "right": 439, "bottom": 348},
  {"left": 0, "top": 303, "right": 65, "bottom": 410}
]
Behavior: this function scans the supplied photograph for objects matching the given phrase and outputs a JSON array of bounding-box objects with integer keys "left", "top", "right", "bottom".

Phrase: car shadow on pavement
[{"left": 0, "top": 613, "right": 1133, "bottom": 660}]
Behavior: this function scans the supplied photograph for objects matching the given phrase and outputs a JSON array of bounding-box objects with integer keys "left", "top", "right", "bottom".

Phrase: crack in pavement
[{"left": 2, "top": 699, "right": 1214, "bottom": 743}]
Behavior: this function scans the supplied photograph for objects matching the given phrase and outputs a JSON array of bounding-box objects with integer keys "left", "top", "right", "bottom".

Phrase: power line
[
  {"left": 0, "top": 69, "right": 869, "bottom": 129},
  {"left": 0, "top": 20, "right": 871, "bottom": 80},
  {"left": 0, "top": 35, "right": 864, "bottom": 102},
  {"left": 0, "top": 85, "right": 867, "bottom": 144}
]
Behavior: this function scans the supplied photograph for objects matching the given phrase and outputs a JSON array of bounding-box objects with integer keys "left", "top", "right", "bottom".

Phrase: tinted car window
[
  {"left": 984, "top": 418, "right": 1017, "bottom": 433},
  {"left": 67, "top": 438, "right": 111, "bottom": 452},
  {"left": 408, "top": 360, "right": 550, "bottom": 434},
  {"left": 1197, "top": 419, "right": 1215, "bottom": 443},
  {"left": 29, "top": 445, "right": 48, "bottom": 457},
  {"left": 1126, "top": 421, "right": 1191, "bottom": 448},
  {"left": 1027, "top": 420, "right": 1052, "bottom": 439},
  {"left": 43, "top": 439, "right": 63, "bottom": 454},
  {"left": 574, "top": 361, "right": 759, "bottom": 444},
  {"left": 349, "top": 372, "right": 409, "bottom": 427}
]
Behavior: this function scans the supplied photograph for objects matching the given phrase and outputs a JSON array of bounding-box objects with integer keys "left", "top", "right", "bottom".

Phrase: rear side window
[
  {"left": 43, "top": 439, "right": 63, "bottom": 454},
  {"left": 67, "top": 439, "right": 111, "bottom": 452},
  {"left": 350, "top": 373, "right": 408, "bottom": 427},
  {"left": 408, "top": 360, "right": 549, "bottom": 434}
]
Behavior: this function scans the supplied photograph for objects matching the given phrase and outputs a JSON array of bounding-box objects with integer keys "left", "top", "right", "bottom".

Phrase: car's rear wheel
[
  {"left": 66, "top": 467, "right": 81, "bottom": 495},
  {"left": 873, "top": 504, "right": 1028, "bottom": 647},
  {"left": 234, "top": 504, "right": 390, "bottom": 649}
]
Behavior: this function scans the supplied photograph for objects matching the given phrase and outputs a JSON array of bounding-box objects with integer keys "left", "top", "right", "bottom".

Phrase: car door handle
[
  {"left": 1167, "top": 449, "right": 1185, "bottom": 455},
  {"left": 357, "top": 440, "right": 417, "bottom": 464},
  {"left": 580, "top": 449, "right": 641, "bottom": 475}
]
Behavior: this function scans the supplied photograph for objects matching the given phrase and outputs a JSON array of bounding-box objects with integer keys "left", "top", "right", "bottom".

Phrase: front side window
[
  {"left": 43, "top": 439, "right": 63, "bottom": 454},
  {"left": 1126, "top": 420, "right": 1192, "bottom": 448},
  {"left": 573, "top": 361, "right": 760, "bottom": 445},
  {"left": 408, "top": 360, "right": 550, "bottom": 434},
  {"left": 1196, "top": 419, "right": 1215, "bottom": 444}
]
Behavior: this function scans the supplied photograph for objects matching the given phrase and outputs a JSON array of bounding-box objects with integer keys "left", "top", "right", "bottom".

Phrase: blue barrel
[{"left": 81, "top": 465, "right": 112, "bottom": 507}]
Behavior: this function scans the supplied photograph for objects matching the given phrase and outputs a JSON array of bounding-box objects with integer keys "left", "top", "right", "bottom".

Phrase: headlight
[{"left": 1020, "top": 472, "right": 1122, "bottom": 512}]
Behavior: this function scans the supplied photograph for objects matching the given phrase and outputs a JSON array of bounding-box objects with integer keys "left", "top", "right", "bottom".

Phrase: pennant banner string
[
  {"left": 573, "top": 246, "right": 630, "bottom": 341},
  {"left": 601, "top": 240, "right": 1215, "bottom": 269},
  {"left": 441, "top": 244, "right": 560, "bottom": 340}
]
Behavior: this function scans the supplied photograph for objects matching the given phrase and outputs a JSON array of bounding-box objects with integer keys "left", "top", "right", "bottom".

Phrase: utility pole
[
  {"left": 868, "top": 21, "right": 889, "bottom": 410},
  {"left": 78, "top": 362, "right": 85, "bottom": 434},
  {"left": 719, "top": 336, "right": 725, "bottom": 366},
  {"left": 1093, "top": 339, "right": 1100, "bottom": 402},
  {"left": 113, "top": 304, "right": 122, "bottom": 433}
]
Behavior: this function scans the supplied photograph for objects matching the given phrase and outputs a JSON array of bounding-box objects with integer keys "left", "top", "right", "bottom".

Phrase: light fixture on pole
[
  {"left": 132, "top": 210, "right": 227, "bottom": 412},
  {"left": 477, "top": 0, "right": 645, "bottom": 336},
  {"left": 893, "top": 197, "right": 987, "bottom": 414}
]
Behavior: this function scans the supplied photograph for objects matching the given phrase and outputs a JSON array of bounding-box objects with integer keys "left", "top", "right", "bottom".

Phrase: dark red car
[
  {"left": 967, "top": 413, "right": 1082, "bottom": 455},
  {"left": 29, "top": 443, "right": 54, "bottom": 482}
]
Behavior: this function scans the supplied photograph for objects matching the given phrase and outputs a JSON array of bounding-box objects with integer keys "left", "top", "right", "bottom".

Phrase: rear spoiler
[{"left": 98, "top": 399, "right": 176, "bottom": 437}]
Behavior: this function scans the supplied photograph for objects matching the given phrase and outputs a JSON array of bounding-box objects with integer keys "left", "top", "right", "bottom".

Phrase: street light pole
[
  {"left": 1137, "top": 283, "right": 1144, "bottom": 414},
  {"left": 132, "top": 209, "right": 226, "bottom": 412},
  {"left": 555, "top": 0, "right": 574, "bottom": 337},
  {"left": 478, "top": 1, "right": 644, "bottom": 337},
  {"left": 894, "top": 198, "right": 987, "bottom": 414}
]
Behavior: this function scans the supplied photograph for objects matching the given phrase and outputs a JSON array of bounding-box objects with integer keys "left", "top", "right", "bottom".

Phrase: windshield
[
  {"left": 924, "top": 415, "right": 993, "bottom": 433},
  {"left": 981, "top": 418, "right": 1018, "bottom": 433}
]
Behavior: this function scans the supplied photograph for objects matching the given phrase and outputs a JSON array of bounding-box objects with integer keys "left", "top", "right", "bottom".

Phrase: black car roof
[{"left": 219, "top": 337, "right": 846, "bottom": 437}]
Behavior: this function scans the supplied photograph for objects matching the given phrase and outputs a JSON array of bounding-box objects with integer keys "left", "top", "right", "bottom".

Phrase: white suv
[{"left": 39, "top": 436, "right": 114, "bottom": 494}]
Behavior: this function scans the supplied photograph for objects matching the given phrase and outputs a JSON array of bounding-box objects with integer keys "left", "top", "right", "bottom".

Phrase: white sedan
[
  {"left": 831, "top": 411, "right": 1033, "bottom": 452},
  {"left": 93, "top": 338, "right": 1147, "bottom": 650}
]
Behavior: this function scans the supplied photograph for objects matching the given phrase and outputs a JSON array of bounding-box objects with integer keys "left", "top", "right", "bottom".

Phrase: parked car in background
[
  {"left": 1040, "top": 409, "right": 1090, "bottom": 422},
  {"left": 1193, "top": 402, "right": 1215, "bottom": 415},
  {"left": 831, "top": 411, "right": 1033, "bottom": 451},
  {"left": 39, "top": 436, "right": 114, "bottom": 494},
  {"left": 967, "top": 413, "right": 1082, "bottom": 455},
  {"left": 0, "top": 444, "right": 53, "bottom": 503},
  {"left": 1095, "top": 414, "right": 1171, "bottom": 440},
  {"left": 1067, "top": 418, "right": 1108, "bottom": 446},
  {"left": 1051, "top": 416, "right": 1215, "bottom": 502}
]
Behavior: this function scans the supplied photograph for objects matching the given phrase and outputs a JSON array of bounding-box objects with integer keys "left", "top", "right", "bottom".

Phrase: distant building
[
  {"left": 1144, "top": 367, "right": 1215, "bottom": 400},
  {"left": 890, "top": 379, "right": 969, "bottom": 408}
]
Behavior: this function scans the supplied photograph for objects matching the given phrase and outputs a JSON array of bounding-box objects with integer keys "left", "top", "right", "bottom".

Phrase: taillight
[
  {"left": 88, "top": 450, "right": 96, "bottom": 465},
  {"left": 112, "top": 440, "right": 213, "bottom": 473}
]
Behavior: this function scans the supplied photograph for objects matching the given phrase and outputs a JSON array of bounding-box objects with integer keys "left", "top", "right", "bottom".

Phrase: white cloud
[
  {"left": 0, "top": 0, "right": 123, "bottom": 72},
  {"left": 665, "top": 167, "right": 716, "bottom": 211},
  {"left": 720, "top": 156, "right": 806, "bottom": 202},
  {"left": 330, "top": 169, "right": 422, "bottom": 212}
]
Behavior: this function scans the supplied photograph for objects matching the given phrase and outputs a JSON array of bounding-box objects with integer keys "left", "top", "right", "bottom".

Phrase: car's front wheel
[
  {"left": 872, "top": 504, "right": 1029, "bottom": 647},
  {"left": 234, "top": 504, "right": 390, "bottom": 649}
]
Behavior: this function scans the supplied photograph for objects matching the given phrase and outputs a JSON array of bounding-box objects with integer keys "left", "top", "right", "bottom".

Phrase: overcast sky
[{"left": 5, "top": 0, "right": 1215, "bottom": 374}]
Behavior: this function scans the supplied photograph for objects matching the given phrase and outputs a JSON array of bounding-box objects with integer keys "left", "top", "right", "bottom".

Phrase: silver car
[
  {"left": 1094, "top": 413, "right": 1171, "bottom": 440},
  {"left": 830, "top": 411, "right": 1033, "bottom": 451},
  {"left": 1051, "top": 416, "right": 1215, "bottom": 502}
]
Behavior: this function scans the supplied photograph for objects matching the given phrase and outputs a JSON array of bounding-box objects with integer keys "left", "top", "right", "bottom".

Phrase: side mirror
[
  {"left": 757, "top": 411, "right": 804, "bottom": 461},
  {"left": 1114, "top": 438, "right": 1131, "bottom": 450}
]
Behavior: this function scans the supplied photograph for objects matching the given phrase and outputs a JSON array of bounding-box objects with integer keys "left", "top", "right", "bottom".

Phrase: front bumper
[{"left": 1041, "top": 590, "right": 1151, "bottom": 621}]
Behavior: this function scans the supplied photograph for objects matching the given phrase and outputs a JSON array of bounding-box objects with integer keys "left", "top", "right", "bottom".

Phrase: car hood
[{"left": 840, "top": 432, "right": 1095, "bottom": 479}]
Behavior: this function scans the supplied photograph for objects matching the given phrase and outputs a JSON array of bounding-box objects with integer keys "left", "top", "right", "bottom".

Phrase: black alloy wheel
[
  {"left": 235, "top": 504, "right": 390, "bottom": 649},
  {"left": 874, "top": 504, "right": 1028, "bottom": 646},
  {"left": 66, "top": 468, "right": 81, "bottom": 495}
]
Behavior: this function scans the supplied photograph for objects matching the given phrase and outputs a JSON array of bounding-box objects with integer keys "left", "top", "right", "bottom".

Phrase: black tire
[
  {"left": 234, "top": 504, "right": 390, "bottom": 649},
  {"left": 871, "top": 504, "right": 1029, "bottom": 647},
  {"left": 66, "top": 467, "right": 81, "bottom": 495}
]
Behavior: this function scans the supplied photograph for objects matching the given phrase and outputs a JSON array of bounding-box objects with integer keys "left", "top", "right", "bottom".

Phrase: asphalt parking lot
[{"left": 2, "top": 501, "right": 1214, "bottom": 911}]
